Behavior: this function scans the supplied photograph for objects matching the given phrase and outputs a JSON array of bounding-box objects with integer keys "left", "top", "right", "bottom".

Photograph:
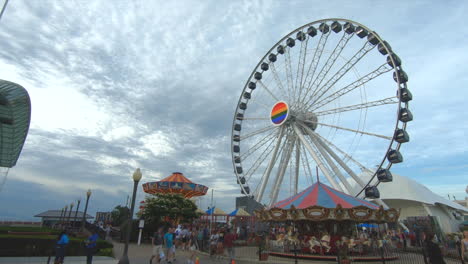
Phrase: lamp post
[
  {"left": 62, "top": 206, "right": 68, "bottom": 229},
  {"left": 118, "top": 168, "right": 142, "bottom": 264},
  {"left": 67, "top": 202, "right": 74, "bottom": 227},
  {"left": 58, "top": 207, "right": 65, "bottom": 229},
  {"left": 73, "top": 199, "right": 81, "bottom": 228},
  {"left": 81, "top": 189, "right": 92, "bottom": 231}
]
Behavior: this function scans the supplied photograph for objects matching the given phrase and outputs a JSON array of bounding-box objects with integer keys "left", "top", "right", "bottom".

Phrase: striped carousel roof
[
  {"left": 142, "top": 172, "right": 208, "bottom": 198},
  {"left": 161, "top": 172, "right": 193, "bottom": 183},
  {"left": 272, "top": 181, "right": 379, "bottom": 210}
]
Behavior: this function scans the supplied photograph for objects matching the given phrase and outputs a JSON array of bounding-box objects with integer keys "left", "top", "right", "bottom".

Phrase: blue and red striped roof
[{"left": 272, "top": 182, "right": 379, "bottom": 210}]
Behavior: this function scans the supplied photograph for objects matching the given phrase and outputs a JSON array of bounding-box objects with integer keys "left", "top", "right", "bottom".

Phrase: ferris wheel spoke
[
  {"left": 302, "top": 143, "right": 316, "bottom": 184},
  {"left": 313, "top": 131, "right": 369, "bottom": 173},
  {"left": 257, "top": 80, "right": 280, "bottom": 102},
  {"left": 239, "top": 125, "right": 277, "bottom": 141},
  {"left": 285, "top": 48, "right": 295, "bottom": 103},
  {"left": 302, "top": 32, "right": 330, "bottom": 93},
  {"left": 256, "top": 126, "right": 286, "bottom": 202},
  {"left": 307, "top": 42, "right": 376, "bottom": 108},
  {"left": 304, "top": 33, "right": 354, "bottom": 111},
  {"left": 269, "top": 133, "right": 296, "bottom": 206},
  {"left": 294, "top": 38, "right": 309, "bottom": 108},
  {"left": 311, "top": 63, "right": 393, "bottom": 111},
  {"left": 294, "top": 140, "right": 301, "bottom": 195},
  {"left": 304, "top": 127, "right": 368, "bottom": 188},
  {"left": 293, "top": 124, "right": 342, "bottom": 191},
  {"left": 304, "top": 127, "right": 354, "bottom": 193},
  {"left": 315, "top": 96, "right": 398, "bottom": 116},
  {"left": 303, "top": 120, "right": 392, "bottom": 140},
  {"left": 298, "top": 31, "right": 330, "bottom": 108},
  {"left": 249, "top": 99, "right": 272, "bottom": 111},
  {"left": 240, "top": 129, "right": 277, "bottom": 160},
  {"left": 244, "top": 139, "right": 276, "bottom": 182},
  {"left": 238, "top": 117, "right": 270, "bottom": 121},
  {"left": 270, "top": 63, "right": 290, "bottom": 102}
]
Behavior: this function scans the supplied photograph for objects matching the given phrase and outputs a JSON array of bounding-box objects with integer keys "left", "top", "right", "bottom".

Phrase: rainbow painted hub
[{"left": 271, "top": 101, "right": 289, "bottom": 125}]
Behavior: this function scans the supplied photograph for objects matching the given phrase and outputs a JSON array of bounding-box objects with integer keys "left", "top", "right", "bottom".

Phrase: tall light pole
[
  {"left": 62, "top": 206, "right": 68, "bottom": 229},
  {"left": 67, "top": 202, "right": 74, "bottom": 227},
  {"left": 81, "top": 189, "right": 92, "bottom": 231},
  {"left": 58, "top": 207, "right": 65, "bottom": 229},
  {"left": 118, "top": 168, "right": 142, "bottom": 264},
  {"left": 73, "top": 199, "right": 81, "bottom": 228}
]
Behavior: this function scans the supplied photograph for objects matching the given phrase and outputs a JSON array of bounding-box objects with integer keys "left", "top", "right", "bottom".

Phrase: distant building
[
  {"left": 34, "top": 210, "right": 93, "bottom": 227},
  {"left": 95, "top": 211, "right": 112, "bottom": 223}
]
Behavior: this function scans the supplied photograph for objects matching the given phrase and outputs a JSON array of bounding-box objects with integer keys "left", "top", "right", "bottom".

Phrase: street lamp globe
[
  {"left": 133, "top": 168, "right": 142, "bottom": 182},
  {"left": 87, "top": 189, "right": 92, "bottom": 197}
]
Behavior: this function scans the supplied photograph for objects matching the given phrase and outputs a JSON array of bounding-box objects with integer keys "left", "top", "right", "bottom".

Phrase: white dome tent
[{"left": 348, "top": 171, "right": 468, "bottom": 233}]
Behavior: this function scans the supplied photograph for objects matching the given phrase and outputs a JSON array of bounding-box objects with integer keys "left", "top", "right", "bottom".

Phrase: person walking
[
  {"left": 164, "top": 227, "right": 175, "bottom": 264},
  {"left": 461, "top": 230, "right": 468, "bottom": 262},
  {"left": 424, "top": 233, "right": 446, "bottom": 264},
  {"left": 54, "top": 231, "right": 69, "bottom": 264},
  {"left": 150, "top": 227, "right": 164, "bottom": 264},
  {"left": 85, "top": 229, "right": 99, "bottom": 264},
  {"left": 224, "top": 228, "right": 238, "bottom": 262}
]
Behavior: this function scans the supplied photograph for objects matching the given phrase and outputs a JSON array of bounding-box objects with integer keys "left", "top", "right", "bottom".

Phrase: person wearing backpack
[
  {"left": 54, "top": 230, "right": 69, "bottom": 264},
  {"left": 150, "top": 227, "right": 164, "bottom": 264}
]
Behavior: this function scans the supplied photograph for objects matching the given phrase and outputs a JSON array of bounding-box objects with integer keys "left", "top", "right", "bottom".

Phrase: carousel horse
[
  {"left": 308, "top": 236, "right": 322, "bottom": 253},
  {"left": 320, "top": 233, "right": 331, "bottom": 253}
]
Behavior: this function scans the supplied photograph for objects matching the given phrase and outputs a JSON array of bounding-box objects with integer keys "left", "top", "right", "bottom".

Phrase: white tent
[{"left": 348, "top": 171, "right": 468, "bottom": 233}]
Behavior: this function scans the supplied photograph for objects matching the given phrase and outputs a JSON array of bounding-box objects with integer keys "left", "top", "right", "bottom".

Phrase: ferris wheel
[{"left": 231, "top": 18, "right": 412, "bottom": 207}]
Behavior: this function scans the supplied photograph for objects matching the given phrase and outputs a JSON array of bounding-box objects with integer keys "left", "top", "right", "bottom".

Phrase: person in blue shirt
[
  {"left": 54, "top": 231, "right": 69, "bottom": 264},
  {"left": 164, "top": 227, "right": 175, "bottom": 264},
  {"left": 85, "top": 229, "right": 99, "bottom": 264}
]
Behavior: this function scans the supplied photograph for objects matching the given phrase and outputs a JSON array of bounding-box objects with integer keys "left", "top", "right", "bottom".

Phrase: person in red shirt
[{"left": 223, "top": 228, "right": 238, "bottom": 261}]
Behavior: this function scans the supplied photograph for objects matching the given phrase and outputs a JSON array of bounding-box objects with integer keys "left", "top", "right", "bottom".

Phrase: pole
[
  {"left": 67, "top": 203, "right": 74, "bottom": 227},
  {"left": 73, "top": 200, "right": 81, "bottom": 228},
  {"left": 58, "top": 208, "right": 64, "bottom": 229},
  {"left": 210, "top": 189, "right": 214, "bottom": 235},
  {"left": 62, "top": 206, "right": 68, "bottom": 229},
  {"left": 0, "top": 0, "right": 9, "bottom": 21},
  {"left": 81, "top": 194, "right": 91, "bottom": 231},
  {"left": 118, "top": 180, "right": 139, "bottom": 264},
  {"left": 137, "top": 229, "right": 142, "bottom": 246}
]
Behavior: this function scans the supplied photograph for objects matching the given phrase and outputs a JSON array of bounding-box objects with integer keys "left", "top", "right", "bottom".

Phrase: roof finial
[{"left": 316, "top": 166, "right": 320, "bottom": 184}]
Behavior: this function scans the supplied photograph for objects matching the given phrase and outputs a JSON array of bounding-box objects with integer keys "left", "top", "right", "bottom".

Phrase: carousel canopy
[
  {"left": 273, "top": 181, "right": 379, "bottom": 210},
  {"left": 142, "top": 172, "right": 208, "bottom": 198},
  {"left": 228, "top": 208, "right": 251, "bottom": 217}
]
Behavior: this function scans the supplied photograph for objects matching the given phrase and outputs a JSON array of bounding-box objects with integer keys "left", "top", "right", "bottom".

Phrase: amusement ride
[{"left": 231, "top": 18, "right": 412, "bottom": 208}]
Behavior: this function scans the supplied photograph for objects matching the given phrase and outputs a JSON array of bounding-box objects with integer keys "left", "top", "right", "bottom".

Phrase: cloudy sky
[{"left": 0, "top": 0, "right": 467, "bottom": 221}]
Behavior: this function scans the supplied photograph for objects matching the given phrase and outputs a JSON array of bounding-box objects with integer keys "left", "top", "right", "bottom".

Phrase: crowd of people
[{"left": 149, "top": 224, "right": 241, "bottom": 264}]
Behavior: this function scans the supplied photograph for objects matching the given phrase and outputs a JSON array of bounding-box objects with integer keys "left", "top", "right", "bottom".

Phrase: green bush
[
  {"left": 0, "top": 235, "right": 112, "bottom": 256},
  {"left": 97, "top": 248, "right": 114, "bottom": 257}
]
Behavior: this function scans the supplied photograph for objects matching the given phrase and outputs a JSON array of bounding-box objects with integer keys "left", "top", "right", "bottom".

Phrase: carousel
[
  {"left": 142, "top": 172, "right": 208, "bottom": 199},
  {"left": 254, "top": 181, "right": 400, "bottom": 262}
]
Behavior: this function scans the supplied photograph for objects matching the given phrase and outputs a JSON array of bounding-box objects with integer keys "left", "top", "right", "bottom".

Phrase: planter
[
  {"left": 259, "top": 252, "right": 269, "bottom": 261},
  {"left": 339, "top": 259, "right": 351, "bottom": 264}
]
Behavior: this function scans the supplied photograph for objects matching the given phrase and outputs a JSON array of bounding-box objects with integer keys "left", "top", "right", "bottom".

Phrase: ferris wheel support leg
[
  {"left": 293, "top": 124, "right": 341, "bottom": 191},
  {"left": 303, "top": 125, "right": 367, "bottom": 189},
  {"left": 269, "top": 134, "right": 296, "bottom": 207},
  {"left": 306, "top": 130, "right": 354, "bottom": 194},
  {"left": 294, "top": 141, "right": 300, "bottom": 195},
  {"left": 256, "top": 126, "right": 285, "bottom": 203}
]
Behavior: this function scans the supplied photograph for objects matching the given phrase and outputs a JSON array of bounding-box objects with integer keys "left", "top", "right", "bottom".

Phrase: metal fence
[{"left": 194, "top": 236, "right": 466, "bottom": 264}]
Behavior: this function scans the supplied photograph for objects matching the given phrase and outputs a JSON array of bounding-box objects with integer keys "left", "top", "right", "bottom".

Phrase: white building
[{"left": 350, "top": 171, "right": 468, "bottom": 233}]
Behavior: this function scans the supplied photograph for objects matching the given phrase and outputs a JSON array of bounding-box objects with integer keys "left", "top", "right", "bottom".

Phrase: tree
[
  {"left": 111, "top": 205, "right": 130, "bottom": 227},
  {"left": 140, "top": 193, "right": 201, "bottom": 229}
]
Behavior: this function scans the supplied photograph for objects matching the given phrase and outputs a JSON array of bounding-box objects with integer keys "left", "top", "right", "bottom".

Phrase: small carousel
[
  {"left": 142, "top": 172, "right": 208, "bottom": 198},
  {"left": 254, "top": 181, "right": 400, "bottom": 262}
]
